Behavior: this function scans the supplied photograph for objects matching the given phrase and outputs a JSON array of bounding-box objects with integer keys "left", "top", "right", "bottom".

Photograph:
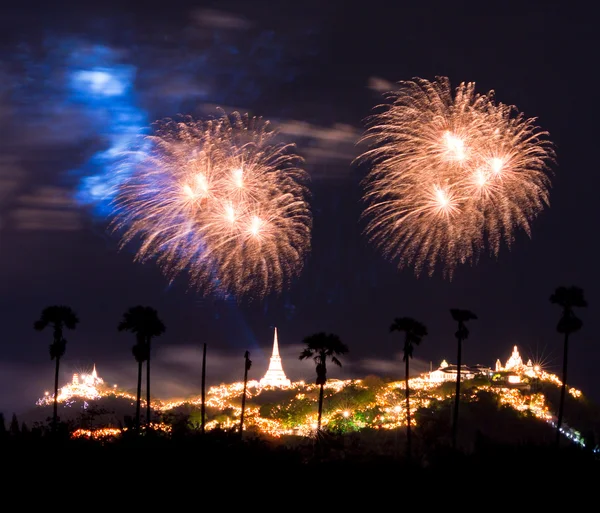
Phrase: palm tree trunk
[
  {"left": 452, "top": 334, "right": 462, "bottom": 451},
  {"left": 146, "top": 338, "right": 151, "bottom": 428},
  {"left": 201, "top": 343, "right": 207, "bottom": 435},
  {"left": 240, "top": 362, "right": 249, "bottom": 437},
  {"left": 53, "top": 356, "right": 60, "bottom": 434},
  {"left": 405, "top": 354, "right": 411, "bottom": 461},
  {"left": 136, "top": 359, "right": 142, "bottom": 432},
  {"left": 556, "top": 332, "right": 569, "bottom": 446},
  {"left": 317, "top": 383, "right": 324, "bottom": 430}
]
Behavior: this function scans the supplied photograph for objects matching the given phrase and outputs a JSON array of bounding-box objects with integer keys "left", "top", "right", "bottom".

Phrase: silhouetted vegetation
[
  {"left": 550, "top": 285, "right": 587, "bottom": 445},
  {"left": 299, "top": 332, "right": 349, "bottom": 431},
  {"left": 449, "top": 308, "right": 477, "bottom": 450},
  {"left": 0, "top": 403, "right": 597, "bottom": 495},
  {"left": 118, "top": 305, "right": 166, "bottom": 431},
  {"left": 8, "top": 295, "right": 597, "bottom": 493},
  {"left": 33, "top": 305, "right": 79, "bottom": 433},
  {"left": 240, "top": 350, "right": 252, "bottom": 436},
  {"left": 390, "top": 316, "right": 428, "bottom": 461}
]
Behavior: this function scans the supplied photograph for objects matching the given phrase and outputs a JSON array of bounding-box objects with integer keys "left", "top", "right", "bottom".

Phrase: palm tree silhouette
[
  {"left": 299, "top": 332, "right": 349, "bottom": 431},
  {"left": 34, "top": 305, "right": 79, "bottom": 433},
  {"left": 449, "top": 308, "right": 477, "bottom": 451},
  {"left": 239, "top": 350, "right": 252, "bottom": 437},
  {"left": 550, "top": 286, "right": 587, "bottom": 446},
  {"left": 390, "top": 317, "right": 428, "bottom": 462},
  {"left": 129, "top": 333, "right": 149, "bottom": 432},
  {"left": 118, "top": 306, "right": 166, "bottom": 429}
]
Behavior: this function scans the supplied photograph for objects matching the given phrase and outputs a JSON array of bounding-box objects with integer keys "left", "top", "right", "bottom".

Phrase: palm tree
[
  {"left": 34, "top": 305, "right": 79, "bottom": 434},
  {"left": 299, "top": 332, "right": 349, "bottom": 431},
  {"left": 118, "top": 306, "right": 166, "bottom": 429},
  {"left": 390, "top": 317, "right": 428, "bottom": 461},
  {"left": 201, "top": 343, "right": 207, "bottom": 435},
  {"left": 550, "top": 286, "right": 587, "bottom": 446},
  {"left": 449, "top": 308, "right": 477, "bottom": 451},
  {"left": 129, "top": 333, "right": 148, "bottom": 432},
  {"left": 239, "top": 350, "right": 252, "bottom": 437}
]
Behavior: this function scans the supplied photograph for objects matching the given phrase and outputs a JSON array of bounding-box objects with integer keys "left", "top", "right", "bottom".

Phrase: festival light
[{"left": 36, "top": 347, "right": 585, "bottom": 446}]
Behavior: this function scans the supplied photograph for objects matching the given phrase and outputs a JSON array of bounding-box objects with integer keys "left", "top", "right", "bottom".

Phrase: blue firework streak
[
  {"left": 66, "top": 46, "right": 150, "bottom": 217},
  {"left": 67, "top": 28, "right": 306, "bottom": 219}
]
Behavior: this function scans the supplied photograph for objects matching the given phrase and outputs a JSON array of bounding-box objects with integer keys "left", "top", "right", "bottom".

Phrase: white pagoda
[
  {"left": 494, "top": 345, "right": 538, "bottom": 383},
  {"left": 260, "top": 327, "right": 291, "bottom": 388}
]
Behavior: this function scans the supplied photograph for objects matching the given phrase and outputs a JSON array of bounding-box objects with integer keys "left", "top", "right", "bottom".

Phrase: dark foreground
[{"left": 2, "top": 427, "right": 599, "bottom": 504}]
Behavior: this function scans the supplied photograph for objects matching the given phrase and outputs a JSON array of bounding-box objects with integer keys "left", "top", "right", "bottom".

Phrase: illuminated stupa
[
  {"left": 493, "top": 345, "right": 538, "bottom": 383},
  {"left": 260, "top": 327, "right": 291, "bottom": 388},
  {"left": 36, "top": 364, "right": 107, "bottom": 406},
  {"left": 495, "top": 345, "right": 534, "bottom": 373}
]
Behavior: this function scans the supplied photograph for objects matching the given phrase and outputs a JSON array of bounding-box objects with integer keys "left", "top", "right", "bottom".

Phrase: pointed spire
[
  {"left": 272, "top": 327, "right": 280, "bottom": 357},
  {"left": 260, "top": 326, "right": 290, "bottom": 388},
  {"left": 92, "top": 364, "right": 97, "bottom": 379}
]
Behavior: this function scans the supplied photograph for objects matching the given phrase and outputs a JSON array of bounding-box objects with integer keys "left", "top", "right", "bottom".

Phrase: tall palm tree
[
  {"left": 130, "top": 333, "right": 149, "bottom": 432},
  {"left": 34, "top": 305, "right": 79, "bottom": 433},
  {"left": 299, "top": 332, "right": 349, "bottom": 431},
  {"left": 201, "top": 343, "right": 207, "bottom": 435},
  {"left": 550, "top": 286, "right": 587, "bottom": 446},
  {"left": 118, "top": 306, "right": 166, "bottom": 429},
  {"left": 239, "top": 350, "right": 252, "bottom": 437},
  {"left": 449, "top": 308, "right": 477, "bottom": 451},
  {"left": 390, "top": 317, "right": 428, "bottom": 461}
]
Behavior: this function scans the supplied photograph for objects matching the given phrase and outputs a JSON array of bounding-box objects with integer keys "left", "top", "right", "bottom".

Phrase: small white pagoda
[{"left": 260, "top": 327, "right": 291, "bottom": 388}]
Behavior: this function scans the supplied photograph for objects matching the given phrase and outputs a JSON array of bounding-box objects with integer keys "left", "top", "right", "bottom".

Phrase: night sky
[{"left": 1, "top": 1, "right": 598, "bottom": 415}]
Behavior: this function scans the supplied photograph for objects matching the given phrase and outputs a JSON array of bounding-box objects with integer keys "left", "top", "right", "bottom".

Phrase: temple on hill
[
  {"left": 72, "top": 364, "right": 103, "bottom": 387},
  {"left": 427, "top": 345, "right": 537, "bottom": 384},
  {"left": 36, "top": 364, "right": 109, "bottom": 406},
  {"left": 260, "top": 327, "right": 291, "bottom": 388},
  {"left": 495, "top": 345, "right": 536, "bottom": 374},
  {"left": 494, "top": 345, "right": 538, "bottom": 383},
  {"left": 428, "top": 359, "right": 476, "bottom": 383}
]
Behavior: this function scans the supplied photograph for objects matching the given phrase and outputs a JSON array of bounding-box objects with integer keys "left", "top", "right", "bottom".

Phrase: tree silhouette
[
  {"left": 299, "top": 332, "right": 349, "bottom": 431},
  {"left": 130, "top": 333, "right": 148, "bottom": 432},
  {"left": 390, "top": 317, "right": 428, "bottom": 462},
  {"left": 34, "top": 305, "right": 79, "bottom": 433},
  {"left": 239, "top": 350, "right": 252, "bottom": 437},
  {"left": 201, "top": 343, "right": 207, "bottom": 435},
  {"left": 118, "top": 306, "right": 166, "bottom": 429},
  {"left": 450, "top": 308, "right": 477, "bottom": 451},
  {"left": 550, "top": 286, "right": 587, "bottom": 446},
  {"left": 9, "top": 413, "right": 19, "bottom": 436}
]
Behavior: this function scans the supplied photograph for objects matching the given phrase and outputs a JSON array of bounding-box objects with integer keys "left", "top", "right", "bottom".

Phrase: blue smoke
[
  {"left": 65, "top": 30, "right": 304, "bottom": 219},
  {"left": 66, "top": 47, "right": 150, "bottom": 217}
]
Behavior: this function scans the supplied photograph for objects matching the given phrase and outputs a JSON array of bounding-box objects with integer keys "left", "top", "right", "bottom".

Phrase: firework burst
[
  {"left": 358, "top": 77, "right": 554, "bottom": 277},
  {"left": 111, "top": 111, "right": 312, "bottom": 298}
]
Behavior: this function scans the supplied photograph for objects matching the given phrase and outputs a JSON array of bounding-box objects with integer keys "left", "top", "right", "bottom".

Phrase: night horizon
[{"left": 1, "top": 0, "right": 599, "bottom": 454}]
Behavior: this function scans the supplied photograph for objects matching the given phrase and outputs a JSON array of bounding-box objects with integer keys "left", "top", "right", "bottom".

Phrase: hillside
[{"left": 14, "top": 368, "right": 600, "bottom": 453}]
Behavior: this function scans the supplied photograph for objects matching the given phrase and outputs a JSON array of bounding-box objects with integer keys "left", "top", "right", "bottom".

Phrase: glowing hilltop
[
  {"left": 36, "top": 344, "right": 585, "bottom": 445},
  {"left": 36, "top": 364, "right": 136, "bottom": 407}
]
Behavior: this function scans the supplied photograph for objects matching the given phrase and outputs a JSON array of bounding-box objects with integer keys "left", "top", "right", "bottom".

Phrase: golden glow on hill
[{"left": 35, "top": 348, "right": 585, "bottom": 445}]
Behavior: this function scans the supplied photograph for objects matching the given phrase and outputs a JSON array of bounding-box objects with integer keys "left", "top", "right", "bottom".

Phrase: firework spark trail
[
  {"left": 358, "top": 77, "right": 555, "bottom": 277},
  {"left": 111, "top": 111, "right": 312, "bottom": 298}
]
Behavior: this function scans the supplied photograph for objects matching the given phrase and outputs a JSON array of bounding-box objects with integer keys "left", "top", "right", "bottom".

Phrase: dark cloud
[
  {"left": 10, "top": 186, "right": 82, "bottom": 231},
  {"left": 276, "top": 120, "right": 361, "bottom": 170},
  {"left": 367, "top": 76, "right": 398, "bottom": 93},
  {"left": 191, "top": 8, "right": 253, "bottom": 30}
]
